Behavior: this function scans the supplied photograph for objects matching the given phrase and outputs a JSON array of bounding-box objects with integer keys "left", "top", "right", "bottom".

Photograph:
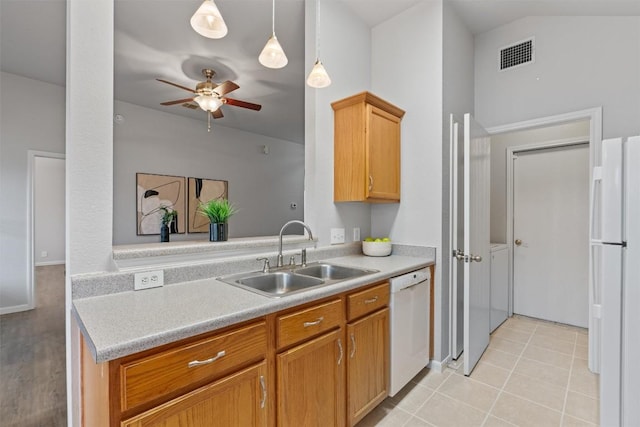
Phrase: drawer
[
  {"left": 120, "top": 321, "right": 267, "bottom": 411},
  {"left": 277, "top": 299, "right": 343, "bottom": 349},
  {"left": 347, "top": 283, "right": 389, "bottom": 321}
]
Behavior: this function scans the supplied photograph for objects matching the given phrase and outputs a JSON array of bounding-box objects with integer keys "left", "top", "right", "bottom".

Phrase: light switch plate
[
  {"left": 330, "top": 228, "right": 345, "bottom": 244},
  {"left": 353, "top": 228, "right": 360, "bottom": 242},
  {"left": 134, "top": 270, "right": 164, "bottom": 290}
]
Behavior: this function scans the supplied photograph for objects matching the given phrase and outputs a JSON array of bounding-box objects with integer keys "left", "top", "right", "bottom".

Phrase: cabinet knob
[
  {"left": 515, "top": 239, "right": 522, "bottom": 246},
  {"left": 368, "top": 175, "right": 374, "bottom": 191}
]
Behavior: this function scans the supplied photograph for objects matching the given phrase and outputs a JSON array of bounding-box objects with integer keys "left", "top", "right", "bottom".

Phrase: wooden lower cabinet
[
  {"left": 121, "top": 362, "right": 268, "bottom": 427},
  {"left": 346, "top": 308, "right": 389, "bottom": 427},
  {"left": 276, "top": 328, "right": 345, "bottom": 427}
]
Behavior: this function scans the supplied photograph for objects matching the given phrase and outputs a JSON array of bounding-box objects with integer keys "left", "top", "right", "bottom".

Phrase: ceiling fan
[{"left": 157, "top": 68, "right": 262, "bottom": 131}]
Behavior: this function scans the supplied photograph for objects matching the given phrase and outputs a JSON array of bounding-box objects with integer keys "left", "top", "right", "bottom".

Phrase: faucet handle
[
  {"left": 257, "top": 257, "right": 271, "bottom": 273},
  {"left": 300, "top": 248, "right": 307, "bottom": 267},
  {"left": 289, "top": 255, "right": 297, "bottom": 266}
]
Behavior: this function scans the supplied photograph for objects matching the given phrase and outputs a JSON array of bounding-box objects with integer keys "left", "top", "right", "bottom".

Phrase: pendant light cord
[
  {"left": 316, "top": 0, "right": 321, "bottom": 60},
  {"left": 271, "top": 0, "right": 275, "bottom": 35}
]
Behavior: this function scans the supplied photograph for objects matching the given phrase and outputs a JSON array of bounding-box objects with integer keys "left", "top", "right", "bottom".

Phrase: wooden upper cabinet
[{"left": 332, "top": 92, "right": 405, "bottom": 203}]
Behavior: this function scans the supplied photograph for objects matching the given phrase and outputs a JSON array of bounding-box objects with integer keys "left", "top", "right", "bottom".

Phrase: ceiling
[{"left": 2, "top": 0, "right": 639, "bottom": 144}]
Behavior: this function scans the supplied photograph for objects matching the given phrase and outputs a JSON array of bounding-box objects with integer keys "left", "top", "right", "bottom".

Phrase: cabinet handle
[
  {"left": 364, "top": 296, "right": 378, "bottom": 304},
  {"left": 303, "top": 317, "right": 324, "bottom": 328},
  {"left": 368, "top": 175, "right": 374, "bottom": 191},
  {"left": 350, "top": 333, "right": 356, "bottom": 358},
  {"left": 259, "top": 375, "right": 267, "bottom": 409},
  {"left": 337, "top": 338, "right": 343, "bottom": 365},
  {"left": 188, "top": 350, "right": 226, "bottom": 368}
]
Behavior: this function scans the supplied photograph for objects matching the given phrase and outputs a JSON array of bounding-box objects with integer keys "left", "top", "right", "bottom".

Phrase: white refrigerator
[{"left": 590, "top": 136, "right": 640, "bottom": 426}]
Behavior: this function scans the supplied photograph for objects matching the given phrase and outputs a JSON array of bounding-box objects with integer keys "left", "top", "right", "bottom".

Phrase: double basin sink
[{"left": 219, "top": 263, "right": 378, "bottom": 298}]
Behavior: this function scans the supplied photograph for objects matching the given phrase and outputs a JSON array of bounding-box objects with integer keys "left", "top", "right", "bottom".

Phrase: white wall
[
  {"left": 489, "top": 120, "right": 590, "bottom": 243},
  {"left": 475, "top": 16, "right": 640, "bottom": 138},
  {"left": 304, "top": 0, "right": 372, "bottom": 246},
  {"left": 113, "top": 100, "right": 304, "bottom": 244},
  {"left": 0, "top": 72, "right": 66, "bottom": 312},
  {"left": 35, "top": 157, "right": 66, "bottom": 265}
]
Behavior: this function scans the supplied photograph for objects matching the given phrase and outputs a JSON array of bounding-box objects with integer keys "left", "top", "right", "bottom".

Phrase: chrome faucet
[{"left": 277, "top": 220, "right": 314, "bottom": 267}]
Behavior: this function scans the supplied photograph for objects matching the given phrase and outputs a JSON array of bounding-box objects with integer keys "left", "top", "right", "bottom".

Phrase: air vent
[{"left": 500, "top": 38, "right": 534, "bottom": 71}]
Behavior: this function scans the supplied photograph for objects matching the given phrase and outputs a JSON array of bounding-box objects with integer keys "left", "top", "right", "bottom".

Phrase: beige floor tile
[
  {"left": 469, "top": 362, "right": 511, "bottom": 389},
  {"left": 503, "top": 372, "right": 567, "bottom": 411},
  {"left": 529, "top": 334, "right": 576, "bottom": 355},
  {"left": 491, "top": 393, "right": 562, "bottom": 427},
  {"left": 356, "top": 399, "right": 413, "bottom": 427},
  {"left": 437, "top": 373, "right": 499, "bottom": 412},
  {"left": 522, "top": 344, "right": 573, "bottom": 369},
  {"left": 574, "top": 345, "right": 588, "bottom": 360},
  {"left": 576, "top": 333, "right": 589, "bottom": 346},
  {"left": 411, "top": 367, "right": 451, "bottom": 390},
  {"left": 402, "top": 416, "right": 434, "bottom": 427},
  {"left": 569, "top": 368, "right": 599, "bottom": 399},
  {"left": 513, "top": 357, "right": 571, "bottom": 388},
  {"left": 389, "top": 382, "right": 435, "bottom": 414},
  {"left": 492, "top": 328, "right": 532, "bottom": 344},
  {"left": 564, "top": 391, "right": 599, "bottom": 424},
  {"left": 534, "top": 325, "right": 578, "bottom": 343},
  {"left": 561, "top": 414, "right": 597, "bottom": 427},
  {"left": 414, "top": 393, "right": 487, "bottom": 427},
  {"left": 488, "top": 337, "right": 526, "bottom": 356},
  {"left": 479, "top": 348, "right": 520, "bottom": 371},
  {"left": 483, "top": 415, "right": 518, "bottom": 427}
]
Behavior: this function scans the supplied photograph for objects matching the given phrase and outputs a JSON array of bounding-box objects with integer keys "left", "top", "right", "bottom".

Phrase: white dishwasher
[{"left": 388, "top": 267, "right": 431, "bottom": 396}]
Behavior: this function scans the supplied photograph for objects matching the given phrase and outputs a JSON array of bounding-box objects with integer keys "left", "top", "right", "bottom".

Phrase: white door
[
  {"left": 449, "top": 115, "right": 464, "bottom": 359},
  {"left": 463, "top": 114, "right": 491, "bottom": 376},
  {"left": 513, "top": 144, "right": 589, "bottom": 327}
]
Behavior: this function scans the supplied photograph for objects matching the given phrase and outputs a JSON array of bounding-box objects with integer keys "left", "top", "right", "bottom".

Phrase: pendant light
[
  {"left": 307, "top": 0, "right": 331, "bottom": 88},
  {"left": 259, "top": 0, "right": 288, "bottom": 68},
  {"left": 190, "top": 0, "right": 228, "bottom": 39}
]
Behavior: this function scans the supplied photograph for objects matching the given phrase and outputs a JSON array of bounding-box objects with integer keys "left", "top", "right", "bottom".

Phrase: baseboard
[
  {"left": 428, "top": 355, "right": 452, "bottom": 372},
  {"left": 35, "top": 260, "right": 65, "bottom": 267},
  {"left": 0, "top": 303, "right": 33, "bottom": 315}
]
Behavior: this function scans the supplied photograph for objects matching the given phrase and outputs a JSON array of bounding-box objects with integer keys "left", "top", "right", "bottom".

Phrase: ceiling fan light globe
[
  {"left": 306, "top": 60, "right": 331, "bottom": 88},
  {"left": 259, "top": 35, "right": 288, "bottom": 69},
  {"left": 190, "top": 0, "right": 228, "bottom": 39},
  {"left": 194, "top": 94, "right": 223, "bottom": 112}
]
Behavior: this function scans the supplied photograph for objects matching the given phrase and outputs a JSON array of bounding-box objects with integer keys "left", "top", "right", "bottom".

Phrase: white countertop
[{"left": 74, "top": 254, "right": 433, "bottom": 363}]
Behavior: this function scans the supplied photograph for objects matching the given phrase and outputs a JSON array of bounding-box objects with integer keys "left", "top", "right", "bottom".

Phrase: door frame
[
  {"left": 486, "top": 107, "right": 602, "bottom": 319},
  {"left": 507, "top": 138, "right": 589, "bottom": 317},
  {"left": 27, "top": 150, "right": 66, "bottom": 310}
]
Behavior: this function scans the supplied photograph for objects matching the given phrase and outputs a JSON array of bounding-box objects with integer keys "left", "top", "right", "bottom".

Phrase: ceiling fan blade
[
  {"left": 160, "top": 97, "right": 195, "bottom": 106},
  {"left": 213, "top": 81, "right": 240, "bottom": 96},
  {"left": 224, "top": 97, "right": 262, "bottom": 111},
  {"left": 211, "top": 109, "right": 224, "bottom": 119},
  {"left": 156, "top": 78, "right": 195, "bottom": 93}
]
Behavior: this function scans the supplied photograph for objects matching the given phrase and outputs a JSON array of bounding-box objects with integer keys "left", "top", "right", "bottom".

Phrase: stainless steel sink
[
  {"left": 218, "top": 262, "right": 378, "bottom": 298},
  {"left": 293, "top": 263, "right": 376, "bottom": 280}
]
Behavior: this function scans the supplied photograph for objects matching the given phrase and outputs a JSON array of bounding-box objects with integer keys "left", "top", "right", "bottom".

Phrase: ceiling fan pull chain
[{"left": 207, "top": 113, "right": 211, "bottom": 132}]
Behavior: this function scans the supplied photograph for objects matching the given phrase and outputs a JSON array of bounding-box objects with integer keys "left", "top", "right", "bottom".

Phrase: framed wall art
[
  {"left": 136, "top": 173, "right": 186, "bottom": 235},
  {"left": 188, "top": 177, "right": 229, "bottom": 233}
]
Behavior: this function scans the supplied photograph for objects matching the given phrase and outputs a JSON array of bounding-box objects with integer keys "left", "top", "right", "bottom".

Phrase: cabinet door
[
  {"left": 346, "top": 308, "right": 389, "bottom": 427},
  {"left": 366, "top": 105, "right": 401, "bottom": 201},
  {"left": 121, "top": 362, "right": 268, "bottom": 427},
  {"left": 277, "top": 329, "right": 345, "bottom": 427}
]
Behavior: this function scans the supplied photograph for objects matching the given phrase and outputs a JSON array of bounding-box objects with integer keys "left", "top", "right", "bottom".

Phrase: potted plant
[
  {"left": 159, "top": 206, "right": 177, "bottom": 242},
  {"left": 198, "top": 198, "right": 237, "bottom": 242}
]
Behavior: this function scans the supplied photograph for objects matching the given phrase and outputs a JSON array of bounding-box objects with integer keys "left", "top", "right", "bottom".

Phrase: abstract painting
[
  {"left": 188, "top": 177, "right": 229, "bottom": 233},
  {"left": 136, "top": 173, "right": 186, "bottom": 235}
]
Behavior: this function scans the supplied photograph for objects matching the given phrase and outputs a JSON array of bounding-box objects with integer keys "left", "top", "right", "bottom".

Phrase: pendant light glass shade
[
  {"left": 307, "top": 59, "right": 331, "bottom": 88},
  {"left": 190, "top": 0, "right": 228, "bottom": 39},
  {"left": 259, "top": 34, "right": 288, "bottom": 69},
  {"left": 194, "top": 94, "right": 223, "bottom": 112}
]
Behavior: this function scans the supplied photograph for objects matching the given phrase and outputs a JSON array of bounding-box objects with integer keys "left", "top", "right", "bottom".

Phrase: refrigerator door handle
[{"left": 590, "top": 166, "right": 603, "bottom": 241}]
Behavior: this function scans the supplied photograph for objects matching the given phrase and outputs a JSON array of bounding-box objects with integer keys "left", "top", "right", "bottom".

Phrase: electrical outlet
[
  {"left": 41, "top": 251, "right": 48, "bottom": 258},
  {"left": 353, "top": 228, "right": 360, "bottom": 242},
  {"left": 134, "top": 270, "right": 164, "bottom": 291},
  {"left": 330, "top": 228, "right": 345, "bottom": 244}
]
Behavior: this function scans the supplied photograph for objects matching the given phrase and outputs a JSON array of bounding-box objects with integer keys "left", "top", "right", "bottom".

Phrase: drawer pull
[
  {"left": 337, "top": 338, "right": 343, "bottom": 365},
  {"left": 303, "top": 317, "right": 324, "bottom": 328},
  {"left": 188, "top": 350, "right": 226, "bottom": 368},
  {"left": 350, "top": 333, "right": 356, "bottom": 358},
  {"left": 259, "top": 375, "right": 267, "bottom": 409},
  {"left": 364, "top": 296, "right": 379, "bottom": 304}
]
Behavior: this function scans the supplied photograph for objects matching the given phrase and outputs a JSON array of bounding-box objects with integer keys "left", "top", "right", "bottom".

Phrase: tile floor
[{"left": 357, "top": 315, "right": 599, "bottom": 427}]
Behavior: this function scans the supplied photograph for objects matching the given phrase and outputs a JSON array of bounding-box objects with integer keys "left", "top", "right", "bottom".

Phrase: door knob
[
  {"left": 515, "top": 239, "right": 522, "bottom": 246},
  {"left": 470, "top": 255, "right": 482, "bottom": 262}
]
